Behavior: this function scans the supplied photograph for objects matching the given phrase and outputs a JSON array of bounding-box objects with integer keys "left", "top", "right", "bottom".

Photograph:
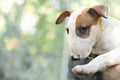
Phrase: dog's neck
[
  {"left": 92, "top": 17, "right": 109, "bottom": 54},
  {"left": 95, "top": 18, "right": 105, "bottom": 44},
  {"left": 92, "top": 16, "right": 120, "bottom": 54}
]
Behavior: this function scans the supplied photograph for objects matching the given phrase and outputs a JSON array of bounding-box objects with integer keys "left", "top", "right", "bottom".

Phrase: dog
[{"left": 56, "top": 5, "right": 120, "bottom": 80}]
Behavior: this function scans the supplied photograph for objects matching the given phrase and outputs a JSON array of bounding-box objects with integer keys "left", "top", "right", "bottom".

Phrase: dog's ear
[
  {"left": 55, "top": 11, "right": 72, "bottom": 24},
  {"left": 88, "top": 5, "right": 108, "bottom": 18}
]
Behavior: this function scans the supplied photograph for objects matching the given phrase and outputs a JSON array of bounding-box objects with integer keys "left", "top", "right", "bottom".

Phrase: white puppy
[{"left": 56, "top": 5, "right": 120, "bottom": 80}]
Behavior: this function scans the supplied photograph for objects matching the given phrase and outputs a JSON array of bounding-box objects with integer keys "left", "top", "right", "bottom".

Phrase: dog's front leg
[{"left": 72, "top": 48, "right": 120, "bottom": 76}]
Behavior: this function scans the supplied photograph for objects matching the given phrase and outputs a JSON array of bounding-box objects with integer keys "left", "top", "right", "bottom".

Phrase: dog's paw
[{"left": 72, "top": 65, "right": 95, "bottom": 76}]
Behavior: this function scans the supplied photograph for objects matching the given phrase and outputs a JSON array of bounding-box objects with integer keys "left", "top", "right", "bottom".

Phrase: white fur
[
  {"left": 67, "top": 7, "right": 120, "bottom": 76},
  {"left": 67, "top": 7, "right": 98, "bottom": 58}
]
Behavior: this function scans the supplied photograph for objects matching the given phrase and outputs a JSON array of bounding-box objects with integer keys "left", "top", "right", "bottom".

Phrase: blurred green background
[{"left": 0, "top": 0, "right": 120, "bottom": 80}]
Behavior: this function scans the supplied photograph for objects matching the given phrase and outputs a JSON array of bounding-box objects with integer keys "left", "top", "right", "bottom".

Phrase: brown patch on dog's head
[{"left": 76, "top": 5, "right": 108, "bottom": 38}]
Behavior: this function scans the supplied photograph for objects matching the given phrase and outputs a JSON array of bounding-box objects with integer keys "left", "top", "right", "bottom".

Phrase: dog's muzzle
[{"left": 71, "top": 53, "right": 98, "bottom": 61}]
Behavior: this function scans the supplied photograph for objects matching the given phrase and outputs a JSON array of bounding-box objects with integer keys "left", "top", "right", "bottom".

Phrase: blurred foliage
[{"left": 0, "top": 0, "right": 120, "bottom": 80}]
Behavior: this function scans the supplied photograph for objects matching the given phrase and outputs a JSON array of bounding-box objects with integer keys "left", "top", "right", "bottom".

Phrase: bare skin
[{"left": 102, "top": 64, "right": 120, "bottom": 80}]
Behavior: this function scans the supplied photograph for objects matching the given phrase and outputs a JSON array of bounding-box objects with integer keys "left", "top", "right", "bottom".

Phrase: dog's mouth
[{"left": 71, "top": 48, "right": 92, "bottom": 59}]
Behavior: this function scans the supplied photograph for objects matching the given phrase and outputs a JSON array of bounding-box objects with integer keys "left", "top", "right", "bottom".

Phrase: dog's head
[{"left": 56, "top": 5, "right": 108, "bottom": 58}]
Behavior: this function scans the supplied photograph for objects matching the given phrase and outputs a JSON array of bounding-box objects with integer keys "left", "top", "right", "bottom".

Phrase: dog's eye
[
  {"left": 78, "top": 27, "right": 88, "bottom": 34},
  {"left": 66, "top": 28, "right": 69, "bottom": 34}
]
